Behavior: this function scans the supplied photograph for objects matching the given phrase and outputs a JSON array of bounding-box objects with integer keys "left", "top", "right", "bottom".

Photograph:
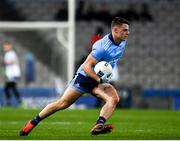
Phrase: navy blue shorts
[{"left": 69, "top": 73, "right": 99, "bottom": 94}]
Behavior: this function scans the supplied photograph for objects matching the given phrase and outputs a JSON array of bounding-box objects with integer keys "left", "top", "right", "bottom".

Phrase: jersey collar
[{"left": 108, "top": 33, "right": 124, "bottom": 46}]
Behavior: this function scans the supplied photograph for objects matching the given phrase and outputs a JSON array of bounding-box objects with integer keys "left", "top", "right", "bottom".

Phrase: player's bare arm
[{"left": 82, "top": 54, "right": 100, "bottom": 82}]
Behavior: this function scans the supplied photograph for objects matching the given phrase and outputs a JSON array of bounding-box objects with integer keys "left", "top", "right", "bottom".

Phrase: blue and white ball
[{"left": 94, "top": 61, "right": 113, "bottom": 78}]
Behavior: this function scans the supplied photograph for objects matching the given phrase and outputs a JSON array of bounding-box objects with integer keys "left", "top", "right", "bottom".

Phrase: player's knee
[
  {"left": 109, "top": 92, "right": 120, "bottom": 105},
  {"left": 107, "top": 95, "right": 119, "bottom": 106},
  {"left": 112, "top": 96, "right": 120, "bottom": 105},
  {"left": 105, "top": 85, "right": 119, "bottom": 103},
  {"left": 117, "top": 95, "right": 120, "bottom": 104}
]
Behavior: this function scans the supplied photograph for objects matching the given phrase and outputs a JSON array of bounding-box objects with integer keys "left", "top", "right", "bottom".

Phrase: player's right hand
[{"left": 100, "top": 73, "right": 113, "bottom": 83}]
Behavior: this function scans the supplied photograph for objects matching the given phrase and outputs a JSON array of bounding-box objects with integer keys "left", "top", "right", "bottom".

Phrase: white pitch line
[{"left": 0, "top": 121, "right": 83, "bottom": 125}]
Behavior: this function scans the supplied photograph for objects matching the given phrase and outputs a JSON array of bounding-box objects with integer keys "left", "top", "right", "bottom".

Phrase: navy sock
[
  {"left": 31, "top": 115, "right": 42, "bottom": 125},
  {"left": 96, "top": 116, "right": 106, "bottom": 125}
]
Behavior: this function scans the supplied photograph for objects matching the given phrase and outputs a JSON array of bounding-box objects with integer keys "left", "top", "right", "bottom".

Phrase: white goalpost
[{"left": 0, "top": 0, "right": 75, "bottom": 84}]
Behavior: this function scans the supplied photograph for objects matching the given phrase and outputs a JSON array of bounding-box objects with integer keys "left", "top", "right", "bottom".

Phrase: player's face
[
  {"left": 115, "top": 24, "right": 129, "bottom": 40},
  {"left": 3, "top": 44, "right": 12, "bottom": 52}
]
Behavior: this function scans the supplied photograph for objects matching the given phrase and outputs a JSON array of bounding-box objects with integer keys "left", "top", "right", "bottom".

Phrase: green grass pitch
[{"left": 0, "top": 107, "right": 180, "bottom": 140}]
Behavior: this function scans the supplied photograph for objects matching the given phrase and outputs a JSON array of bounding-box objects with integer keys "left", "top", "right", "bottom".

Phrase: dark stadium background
[{"left": 0, "top": 0, "right": 180, "bottom": 110}]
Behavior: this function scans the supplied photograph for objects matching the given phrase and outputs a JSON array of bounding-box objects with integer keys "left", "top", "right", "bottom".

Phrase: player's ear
[{"left": 113, "top": 27, "right": 118, "bottom": 34}]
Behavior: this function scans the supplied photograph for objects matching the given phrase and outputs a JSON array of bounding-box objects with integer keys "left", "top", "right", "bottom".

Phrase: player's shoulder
[
  {"left": 119, "top": 40, "right": 126, "bottom": 47},
  {"left": 6, "top": 50, "right": 16, "bottom": 57},
  {"left": 93, "top": 34, "right": 112, "bottom": 50},
  {"left": 9, "top": 50, "right": 16, "bottom": 55}
]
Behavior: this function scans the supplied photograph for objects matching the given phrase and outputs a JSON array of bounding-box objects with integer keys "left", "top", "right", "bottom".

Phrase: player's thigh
[
  {"left": 92, "top": 83, "right": 119, "bottom": 102},
  {"left": 57, "top": 87, "right": 82, "bottom": 106}
]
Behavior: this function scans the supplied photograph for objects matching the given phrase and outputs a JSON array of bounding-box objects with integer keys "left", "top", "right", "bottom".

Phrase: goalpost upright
[{"left": 0, "top": 0, "right": 76, "bottom": 83}]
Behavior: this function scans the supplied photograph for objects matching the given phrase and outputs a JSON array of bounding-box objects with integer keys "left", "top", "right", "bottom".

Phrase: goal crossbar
[{"left": 0, "top": 22, "right": 69, "bottom": 30}]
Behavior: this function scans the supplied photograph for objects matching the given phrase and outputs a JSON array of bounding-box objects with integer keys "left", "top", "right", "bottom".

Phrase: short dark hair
[
  {"left": 4, "top": 41, "right": 12, "bottom": 45},
  {"left": 111, "top": 17, "right": 129, "bottom": 29}
]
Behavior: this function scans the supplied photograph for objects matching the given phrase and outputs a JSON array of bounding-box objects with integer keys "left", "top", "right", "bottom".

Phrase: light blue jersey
[{"left": 76, "top": 33, "right": 126, "bottom": 76}]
